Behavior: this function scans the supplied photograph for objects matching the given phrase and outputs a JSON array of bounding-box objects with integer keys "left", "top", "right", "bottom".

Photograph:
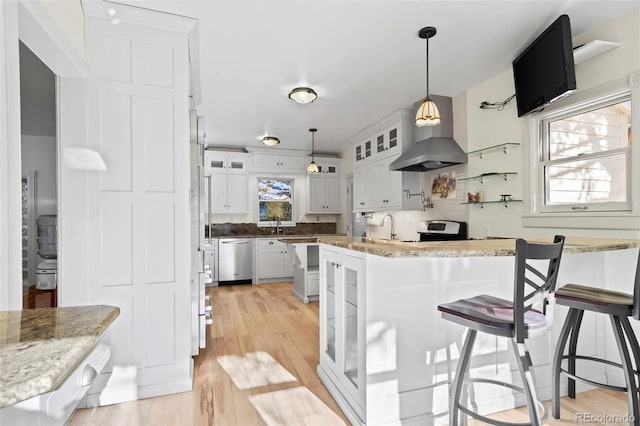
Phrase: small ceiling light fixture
[
  {"left": 261, "top": 135, "right": 280, "bottom": 146},
  {"left": 415, "top": 26, "right": 441, "bottom": 127},
  {"left": 307, "top": 128, "right": 319, "bottom": 174},
  {"left": 288, "top": 87, "right": 318, "bottom": 104}
]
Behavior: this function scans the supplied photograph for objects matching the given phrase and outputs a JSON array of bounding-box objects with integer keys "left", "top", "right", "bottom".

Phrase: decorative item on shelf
[
  {"left": 499, "top": 194, "right": 513, "bottom": 202},
  {"left": 467, "top": 192, "right": 480, "bottom": 203},
  {"left": 261, "top": 135, "right": 280, "bottom": 146},
  {"left": 415, "top": 26, "right": 441, "bottom": 127},
  {"left": 307, "top": 128, "right": 319, "bottom": 174},
  {"left": 288, "top": 87, "right": 318, "bottom": 104}
]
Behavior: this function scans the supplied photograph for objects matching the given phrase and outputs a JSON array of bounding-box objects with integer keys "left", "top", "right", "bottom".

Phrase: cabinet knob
[{"left": 269, "top": 241, "right": 274, "bottom": 245}]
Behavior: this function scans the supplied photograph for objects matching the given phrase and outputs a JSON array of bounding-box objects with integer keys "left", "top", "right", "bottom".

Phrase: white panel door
[{"left": 86, "top": 15, "right": 192, "bottom": 400}]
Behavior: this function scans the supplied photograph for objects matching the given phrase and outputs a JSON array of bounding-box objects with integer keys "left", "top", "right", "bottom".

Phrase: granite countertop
[
  {"left": 211, "top": 233, "right": 344, "bottom": 239},
  {"left": 278, "top": 237, "right": 321, "bottom": 243},
  {"left": 316, "top": 236, "right": 640, "bottom": 258},
  {"left": 0, "top": 305, "right": 120, "bottom": 408}
]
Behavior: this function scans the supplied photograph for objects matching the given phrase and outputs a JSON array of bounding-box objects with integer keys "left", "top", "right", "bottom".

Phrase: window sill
[{"left": 522, "top": 213, "right": 640, "bottom": 230}]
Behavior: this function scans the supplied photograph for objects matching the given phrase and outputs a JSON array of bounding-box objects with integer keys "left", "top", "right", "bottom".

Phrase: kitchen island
[
  {"left": 0, "top": 305, "right": 120, "bottom": 424},
  {"left": 315, "top": 236, "right": 640, "bottom": 425}
]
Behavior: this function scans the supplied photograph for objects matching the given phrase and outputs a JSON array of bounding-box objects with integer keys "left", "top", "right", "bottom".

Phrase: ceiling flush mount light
[
  {"left": 288, "top": 87, "right": 318, "bottom": 104},
  {"left": 415, "top": 26, "right": 441, "bottom": 127},
  {"left": 261, "top": 135, "right": 280, "bottom": 146},
  {"left": 307, "top": 128, "right": 319, "bottom": 174}
]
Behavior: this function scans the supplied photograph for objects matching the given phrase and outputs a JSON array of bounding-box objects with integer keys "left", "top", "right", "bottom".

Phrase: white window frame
[
  {"left": 256, "top": 176, "right": 296, "bottom": 227},
  {"left": 523, "top": 73, "right": 640, "bottom": 230}
]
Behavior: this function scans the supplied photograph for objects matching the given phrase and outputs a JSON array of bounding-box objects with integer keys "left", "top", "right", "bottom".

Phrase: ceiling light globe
[
  {"left": 307, "top": 161, "right": 319, "bottom": 174},
  {"left": 288, "top": 87, "right": 318, "bottom": 104},
  {"left": 415, "top": 98, "right": 442, "bottom": 127},
  {"left": 261, "top": 136, "right": 280, "bottom": 146}
]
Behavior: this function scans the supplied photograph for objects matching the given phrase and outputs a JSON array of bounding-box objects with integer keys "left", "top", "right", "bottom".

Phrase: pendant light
[
  {"left": 307, "top": 128, "right": 319, "bottom": 174},
  {"left": 415, "top": 26, "right": 441, "bottom": 127}
]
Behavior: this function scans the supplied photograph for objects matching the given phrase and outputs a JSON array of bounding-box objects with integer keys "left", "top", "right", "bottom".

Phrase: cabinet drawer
[{"left": 257, "top": 239, "right": 284, "bottom": 249}]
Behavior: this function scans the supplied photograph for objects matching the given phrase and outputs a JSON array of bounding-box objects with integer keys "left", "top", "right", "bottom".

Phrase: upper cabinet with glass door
[
  {"left": 205, "top": 151, "right": 248, "bottom": 174},
  {"left": 351, "top": 109, "right": 414, "bottom": 167}
]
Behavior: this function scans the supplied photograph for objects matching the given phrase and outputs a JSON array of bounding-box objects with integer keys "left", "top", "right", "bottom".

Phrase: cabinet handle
[
  {"left": 269, "top": 241, "right": 274, "bottom": 245},
  {"left": 81, "top": 365, "right": 98, "bottom": 387}
]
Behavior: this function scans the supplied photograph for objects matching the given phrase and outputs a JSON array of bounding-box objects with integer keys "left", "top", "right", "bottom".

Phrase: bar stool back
[
  {"left": 552, "top": 248, "right": 640, "bottom": 425},
  {"left": 438, "top": 236, "right": 565, "bottom": 426}
]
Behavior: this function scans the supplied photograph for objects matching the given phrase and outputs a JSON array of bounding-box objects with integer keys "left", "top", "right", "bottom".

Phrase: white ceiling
[{"left": 114, "top": 0, "right": 638, "bottom": 155}]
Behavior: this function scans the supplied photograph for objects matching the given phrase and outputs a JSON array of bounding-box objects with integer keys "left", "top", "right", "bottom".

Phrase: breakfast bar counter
[
  {"left": 316, "top": 237, "right": 640, "bottom": 425},
  {"left": 317, "top": 235, "right": 640, "bottom": 258},
  {"left": 0, "top": 305, "right": 120, "bottom": 409}
]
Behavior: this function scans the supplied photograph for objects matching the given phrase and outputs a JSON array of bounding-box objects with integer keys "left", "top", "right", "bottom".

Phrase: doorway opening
[{"left": 19, "top": 41, "right": 58, "bottom": 309}]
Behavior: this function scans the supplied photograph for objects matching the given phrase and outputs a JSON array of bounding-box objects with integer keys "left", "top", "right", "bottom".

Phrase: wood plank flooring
[{"left": 70, "top": 282, "right": 630, "bottom": 425}]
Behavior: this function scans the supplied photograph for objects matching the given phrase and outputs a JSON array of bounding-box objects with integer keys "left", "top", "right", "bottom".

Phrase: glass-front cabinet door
[
  {"left": 321, "top": 251, "right": 338, "bottom": 366},
  {"left": 340, "top": 253, "right": 365, "bottom": 409}
]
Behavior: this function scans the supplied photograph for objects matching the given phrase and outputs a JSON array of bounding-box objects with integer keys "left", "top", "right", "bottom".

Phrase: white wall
[
  {"left": 21, "top": 135, "right": 57, "bottom": 215},
  {"left": 461, "top": 7, "right": 640, "bottom": 239},
  {"left": 38, "top": 0, "right": 84, "bottom": 60}
]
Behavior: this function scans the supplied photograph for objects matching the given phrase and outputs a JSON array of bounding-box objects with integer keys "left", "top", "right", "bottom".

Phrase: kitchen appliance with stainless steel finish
[
  {"left": 417, "top": 220, "right": 468, "bottom": 241},
  {"left": 218, "top": 238, "right": 253, "bottom": 283},
  {"left": 190, "top": 110, "right": 212, "bottom": 356}
]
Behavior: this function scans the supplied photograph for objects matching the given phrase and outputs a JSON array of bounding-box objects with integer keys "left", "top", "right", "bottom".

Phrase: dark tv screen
[{"left": 513, "top": 15, "right": 577, "bottom": 117}]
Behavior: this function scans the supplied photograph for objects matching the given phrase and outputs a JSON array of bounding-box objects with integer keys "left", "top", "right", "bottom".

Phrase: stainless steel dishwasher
[{"left": 218, "top": 238, "right": 252, "bottom": 283}]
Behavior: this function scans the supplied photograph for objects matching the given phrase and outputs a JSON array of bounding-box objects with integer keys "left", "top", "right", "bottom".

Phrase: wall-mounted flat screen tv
[{"left": 512, "top": 14, "right": 576, "bottom": 117}]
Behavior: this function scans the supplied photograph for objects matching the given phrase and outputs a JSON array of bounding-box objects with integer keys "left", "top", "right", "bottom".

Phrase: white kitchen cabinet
[
  {"left": 205, "top": 151, "right": 249, "bottom": 174},
  {"left": 209, "top": 173, "right": 247, "bottom": 213},
  {"left": 252, "top": 153, "right": 307, "bottom": 174},
  {"left": 308, "top": 176, "right": 340, "bottom": 214},
  {"left": 352, "top": 155, "right": 421, "bottom": 213},
  {"left": 307, "top": 158, "right": 341, "bottom": 214},
  {"left": 351, "top": 109, "right": 421, "bottom": 213},
  {"left": 352, "top": 109, "right": 413, "bottom": 167},
  {"left": 319, "top": 246, "right": 366, "bottom": 417},
  {"left": 290, "top": 243, "right": 320, "bottom": 303},
  {"left": 256, "top": 239, "right": 294, "bottom": 281}
]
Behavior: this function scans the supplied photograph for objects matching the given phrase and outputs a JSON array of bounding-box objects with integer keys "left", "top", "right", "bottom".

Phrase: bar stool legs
[
  {"left": 611, "top": 316, "right": 640, "bottom": 425},
  {"left": 449, "top": 329, "right": 546, "bottom": 425},
  {"left": 450, "top": 329, "right": 477, "bottom": 426},
  {"left": 552, "top": 308, "right": 640, "bottom": 425}
]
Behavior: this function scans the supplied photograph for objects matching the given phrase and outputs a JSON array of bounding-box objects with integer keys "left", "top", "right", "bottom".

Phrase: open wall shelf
[
  {"left": 459, "top": 172, "right": 517, "bottom": 183},
  {"left": 461, "top": 200, "right": 522, "bottom": 208},
  {"left": 467, "top": 143, "right": 520, "bottom": 159}
]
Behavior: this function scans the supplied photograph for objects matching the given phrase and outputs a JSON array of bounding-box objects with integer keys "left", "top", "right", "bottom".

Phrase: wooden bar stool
[
  {"left": 552, "top": 249, "right": 640, "bottom": 425},
  {"left": 438, "top": 236, "right": 565, "bottom": 426}
]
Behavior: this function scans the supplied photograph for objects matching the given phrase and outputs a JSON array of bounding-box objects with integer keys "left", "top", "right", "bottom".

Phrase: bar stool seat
[
  {"left": 552, "top": 250, "right": 640, "bottom": 426},
  {"left": 439, "top": 236, "right": 565, "bottom": 426}
]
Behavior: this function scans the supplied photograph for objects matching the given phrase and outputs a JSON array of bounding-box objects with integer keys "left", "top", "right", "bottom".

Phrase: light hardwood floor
[{"left": 71, "top": 282, "right": 629, "bottom": 425}]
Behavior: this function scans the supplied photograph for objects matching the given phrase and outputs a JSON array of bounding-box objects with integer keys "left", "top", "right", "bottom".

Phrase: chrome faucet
[
  {"left": 380, "top": 214, "right": 396, "bottom": 240},
  {"left": 276, "top": 216, "right": 283, "bottom": 235}
]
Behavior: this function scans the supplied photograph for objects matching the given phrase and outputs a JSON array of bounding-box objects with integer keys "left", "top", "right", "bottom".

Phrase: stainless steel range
[{"left": 417, "top": 220, "right": 468, "bottom": 241}]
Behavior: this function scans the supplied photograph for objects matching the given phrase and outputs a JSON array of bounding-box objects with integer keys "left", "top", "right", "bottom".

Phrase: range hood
[{"left": 389, "top": 136, "right": 467, "bottom": 172}]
